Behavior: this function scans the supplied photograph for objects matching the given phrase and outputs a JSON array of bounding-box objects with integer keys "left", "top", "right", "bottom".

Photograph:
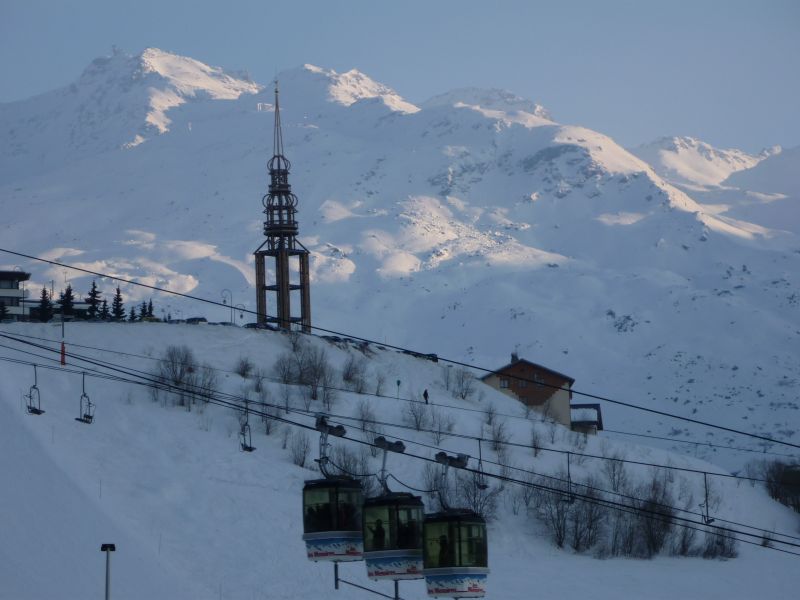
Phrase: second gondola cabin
[
  {"left": 302, "top": 477, "right": 363, "bottom": 562},
  {"left": 363, "top": 492, "right": 424, "bottom": 580},
  {"left": 423, "top": 510, "right": 489, "bottom": 598}
]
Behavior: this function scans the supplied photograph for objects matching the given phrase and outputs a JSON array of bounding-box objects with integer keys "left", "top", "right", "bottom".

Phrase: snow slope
[
  {"left": 1, "top": 48, "right": 798, "bottom": 468},
  {"left": 0, "top": 322, "right": 797, "bottom": 599},
  {"left": 631, "top": 136, "right": 776, "bottom": 188}
]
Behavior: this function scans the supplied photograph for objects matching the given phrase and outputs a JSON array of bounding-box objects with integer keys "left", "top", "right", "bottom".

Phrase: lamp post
[
  {"left": 234, "top": 303, "right": 246, "bottom": 324},
  {"left": 12, "top": 266, "right": 25, "bottom": 319},
  {"left": 100, "top": 543, "right": 116, "bottom": 600},
  {"left": 221, "top": 289, "right": 233, "bottom": 324}
]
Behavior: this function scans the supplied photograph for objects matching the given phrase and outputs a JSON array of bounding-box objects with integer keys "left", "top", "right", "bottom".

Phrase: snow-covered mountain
[
  {"left": 1, "top": 48, "right": 798, "bottom": 467},
  {"left": 631, "top": 136, "right": 779, "bottom": 188},
  {"left": 0, "top": 47, "right": 260, "bottom": 179}
]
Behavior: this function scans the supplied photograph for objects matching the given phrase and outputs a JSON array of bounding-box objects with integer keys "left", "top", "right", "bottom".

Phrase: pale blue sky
[{"left": 1, "top": 0, "right": 798, "bottom": 151}]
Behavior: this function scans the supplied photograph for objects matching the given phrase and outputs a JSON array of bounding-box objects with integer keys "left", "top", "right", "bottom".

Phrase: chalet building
[
  {"left": 481, "top": 353, "right": 574, "bottom": 427},
  {"left": 570, "top": 404, "right": 604, "bottom": 435},
  {"left": 0, "top": 270, "right": 31, "bottom": 320}
]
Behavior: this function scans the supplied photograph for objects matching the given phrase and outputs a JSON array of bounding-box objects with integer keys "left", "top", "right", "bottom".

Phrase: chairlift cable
[
  {"left": 3, "top": 247, "right": 799, "bottom": 451},
  {"left": 2, "top": 345, "right": 800, "bottom": 553},
  {"left": 4, "top": 329, "right": 797, "bottom": 461}
]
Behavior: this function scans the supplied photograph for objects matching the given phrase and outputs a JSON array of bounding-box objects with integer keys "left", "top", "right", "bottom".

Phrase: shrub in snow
[
  {"left": 290, "top": 431, "right": 311, "bottom": 468},
  {"left": 404, "top": 400, "right": 430, "bottom": 431}
]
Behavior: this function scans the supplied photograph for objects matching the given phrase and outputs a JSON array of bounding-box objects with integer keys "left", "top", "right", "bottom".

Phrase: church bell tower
[{"left": 253, "top": 83, "right": 311, "bottom": 332}]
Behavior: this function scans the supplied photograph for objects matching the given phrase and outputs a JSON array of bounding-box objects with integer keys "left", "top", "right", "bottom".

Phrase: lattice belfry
[{"left": 253, "top": 83, "right": 311, "bottom": 332}]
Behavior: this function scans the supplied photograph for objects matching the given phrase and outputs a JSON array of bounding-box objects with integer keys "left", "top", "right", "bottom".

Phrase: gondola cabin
[
  {"left": 302, "top": 478, "right": 363, "bottom": 562},
  {"left": 423, "top": 510, "right": 489, "bottom": 598},
  {"left": 363, "top": 493, "right": 424, "bottom": 580}
]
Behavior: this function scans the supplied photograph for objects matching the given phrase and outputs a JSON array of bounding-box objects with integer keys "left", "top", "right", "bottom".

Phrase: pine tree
[
  {"left": 38, "top": 287, "right": 53, "bottom": 322},
  {"left": 85, "top": 281, "right": 101, "bottom": 319},
  {"left": 99, "top": 299, "right": 110, "bottom": 321},
  {"left": 0, "top": 301, "right": 8, "bottom": 320},
  {"left": 147, "top": 299, "right": 154, "bottom": 318},
  {"left": 139, "top": 301, "right": 148, "bottom": 320},
  {"left": 111, "top": 287, "right": 125, "bottom": 321},
  {"left": 128, "top": 306, "right": 137, "bottom": 322},
  {"left": 59, "top": 284, "right": 75, "bottom": 317}
]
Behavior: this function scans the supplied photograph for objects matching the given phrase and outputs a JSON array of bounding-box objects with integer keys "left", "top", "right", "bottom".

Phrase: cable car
[
  {"left": 362, "top": 492, "right": 424, "bottom": 580},
  {"left": 302, "top": 477, "right": 363, "bottom": 562},
  {"left": 423, "top": 510, "right": 489, "bottom": 598}
]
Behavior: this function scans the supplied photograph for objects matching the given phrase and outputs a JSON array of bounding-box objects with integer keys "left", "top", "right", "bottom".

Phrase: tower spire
[{"left": 253, "top": 82, "right": 311, "bottom": 332}]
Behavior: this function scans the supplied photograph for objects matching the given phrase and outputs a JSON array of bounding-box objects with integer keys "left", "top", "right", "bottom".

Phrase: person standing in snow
[{"left": 423, "top": 389, "right": 429, "bottom": 404}]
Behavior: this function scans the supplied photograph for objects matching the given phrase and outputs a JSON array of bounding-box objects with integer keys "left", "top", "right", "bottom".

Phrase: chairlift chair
[
  {"left": 238, "top": 400, "right": 256, "bottom": 452},
  {"left": 75, "top": 373, "right": 94, "bottom": 424},
  {"left": 25, "top": 365, "right": 44, "bottom": 415},
  {"left": 240, "top": 422, "right": 255, "bottom": 452}
]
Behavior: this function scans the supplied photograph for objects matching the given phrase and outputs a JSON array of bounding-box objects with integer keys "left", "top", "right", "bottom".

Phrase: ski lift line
[
  {"left": 4, "top": 332, "right": 796, "bottom": 466},
  {"left": 324, "top": 457, "right": 377, "bottom": 479},
  {"left": 321, "top": 416, "right": 800, "bottom": 544},
  {"left": 4, "top": 247, "right": 798, "bottom": 452},
  {"left": 3, "top": 332, "right": 798, "bottom": 497},
  {"left": 2, "top": 340, "right": 799, "bottom": 549},
  {"left": 291, "top": 404, "right": 800, "bottom": 489},
  {"left": 387, "top": 473, "right": 437, "bottom": 495},
  {"left": 5, "top": 333, "right": 800, "bottom": 526},
  {"left": 3, "top": 353, "right": 798, "bottom": 555},
  {"left": 1, "top": 354, "right": 798, "bottom": 556}
]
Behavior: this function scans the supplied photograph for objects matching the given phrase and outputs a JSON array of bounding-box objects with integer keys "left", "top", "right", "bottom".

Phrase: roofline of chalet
[{"left": 480, "top": 357, "right": 575, "bottom": 385}]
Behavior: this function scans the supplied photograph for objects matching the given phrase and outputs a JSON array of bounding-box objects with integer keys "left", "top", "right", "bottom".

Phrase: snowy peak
[
  {"left": 0, "top": 48, "right": 260, "bottom": 176},
  {"left": 79, "top": 47, "right": 260, "bottom": 101},
  {"left": 423, "top": 87, "right": 550, "bottom": 118},
  {"left": 280, "top": 64, "right": 419, "bottom": 114},
  {"left": 77, "top": 47, "right": 260, "bottom": 136},
  {"left": 632, "top": 135, "right": 777, "bottom": 188},
  {"left": 422, "top": 87, "right": 552, "bottom": 127}
]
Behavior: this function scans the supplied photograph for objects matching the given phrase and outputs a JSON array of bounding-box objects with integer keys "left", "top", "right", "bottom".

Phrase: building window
[
  {"left": 0, "top": 280, "right": 17, "bottom": 289},
  {"left": 500, "top": 378, "right": 509, "bottom": 389},
  {"left": 519, "top": 379, "right": 527, "bottom": 388}
]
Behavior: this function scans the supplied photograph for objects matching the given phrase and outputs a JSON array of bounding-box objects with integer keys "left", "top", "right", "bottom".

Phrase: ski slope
[{"left": 0, "top": 322, "right": 797, "bottom": 599}]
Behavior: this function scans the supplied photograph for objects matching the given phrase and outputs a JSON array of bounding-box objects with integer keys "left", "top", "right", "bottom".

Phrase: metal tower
[{"left": 254, "top": 83, "right": 311, "bottom": 332}]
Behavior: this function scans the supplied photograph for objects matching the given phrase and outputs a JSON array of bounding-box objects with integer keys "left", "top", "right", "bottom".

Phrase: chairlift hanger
[
  {"left": 25, "top": 364, "right": 44, "bottom": 415},
  {"left": 75, "top": 372, "right": 94, "bottom": 424}
]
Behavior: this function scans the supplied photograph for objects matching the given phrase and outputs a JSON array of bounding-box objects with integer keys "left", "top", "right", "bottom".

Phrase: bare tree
[
  {"left": 374, "top": 372, "right": 386, "bottom": 396},
  {"left": 429, "top": 408, "right": 455, "bottom": 444},
  {"left": 442, "top": 365, "right": 452, "bottom": 392},
  {"left": 157, "top": 345, "right": 197, "bottom": 408},
  {"left": 536, "top": 474, "right": 572, "bottom": 548},
  {"left": 404, "top": 400, "right": 430, "bottom": 431},
  {"left": 290, "top": 431, "right": 311, "bottom": 467},
  {"left": 568, "top": 477, "right": 605, "bottom": 552},
  {"left": 453, "top": 368, "right": 476, "bottom": 400},
  {"left": 490, "top": 419, "right": 510, "bottom": 452},
  {"left": 530, "top": 424, "right": 542, "bottom": 457},
  {"left": 455, "top": 470, "right": 501, "bottom": 520},
  {"left": 234, "top": 356, "right": 254, "bottom": 379},
  {"left": 273, "top": 353, "right": 294, "bottom": 385},
  {"left": 602, "top": 451, "right": 629, "bottom": 494},
  {"left": 483, "top": 403, "right": 497, "bottom": 427},
  {"left": 342, "top": 354, "right": 367, "bottom": 393},
  {"left": 355, "top": 400, "right": 374, "bottom": 430}
]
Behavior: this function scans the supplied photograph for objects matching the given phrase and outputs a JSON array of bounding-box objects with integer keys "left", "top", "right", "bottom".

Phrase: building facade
[
  {"left": 480, "top": 353, "right": 574, "bottom": 427},
  {"left": 0, "top": 270, "right": 31, "bottom": 320}
]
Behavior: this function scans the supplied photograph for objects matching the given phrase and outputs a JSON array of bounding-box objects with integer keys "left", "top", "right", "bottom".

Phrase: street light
[
  {"left": 12, "top": 266, "right": 25, "bottom": 319},
  {"left": 100, "top": 543, "right": 116, "bottom": 600},
  {"left": 234, "top": 303, "right": 246, "bottom": 324},
  {"left": 221, "top": 289, "right": 233, "bottom": 324}
]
